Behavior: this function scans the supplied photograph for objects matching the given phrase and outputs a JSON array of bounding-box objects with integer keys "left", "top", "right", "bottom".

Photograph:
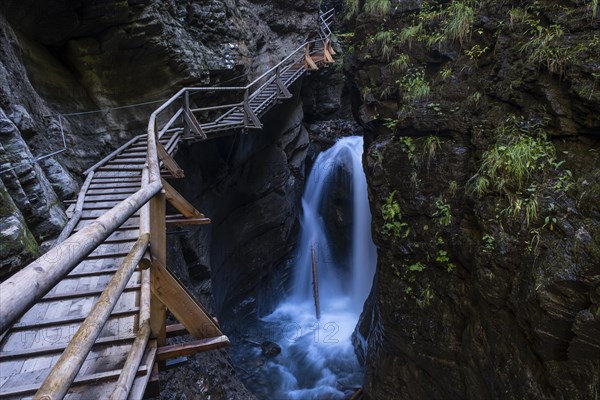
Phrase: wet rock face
[
  {"left": 346, "top": 1, "right": 600, "bottom": 399},
  {"left": 0, "top": 0, "right": 319, "bottom": 278},
  {"left": 0, "top": 108, "right": 66, "bottom": 275}
]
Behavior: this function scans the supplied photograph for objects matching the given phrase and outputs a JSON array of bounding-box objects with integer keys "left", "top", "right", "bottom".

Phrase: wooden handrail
[
  {"left": 54, "top": 171, "right": 94, "bottom": 244},
  {"left": 33, "top": 233, "right": 150, "bottom": 400},
  {"left": 0, "top": 181, "right": 162, "bottom": 334},
  {"left": 109, "top": 168, "right": 153, "bottom": 400}
]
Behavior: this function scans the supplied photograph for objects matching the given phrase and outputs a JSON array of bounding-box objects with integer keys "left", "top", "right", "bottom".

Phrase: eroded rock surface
[{"left": 343, "top": 1, "right": 600, "bottom": 399}]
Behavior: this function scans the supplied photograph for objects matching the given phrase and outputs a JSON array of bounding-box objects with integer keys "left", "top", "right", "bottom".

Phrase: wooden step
[
  {"left": 10, "top": 307, "right": 140, "bottom": 331},
  {"left": 0, "top": 364, "right": 150, "bottom": 399},
  {"left": 0, "top": 334, "right": 136, "bottom": 360},
  {"left": 40, "top": 284, "right": 141, "bottom": 302}
]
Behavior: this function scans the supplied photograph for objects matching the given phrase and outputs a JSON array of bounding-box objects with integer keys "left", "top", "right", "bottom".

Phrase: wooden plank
[
  {"left": 10, "top": 307, "right": 140, "bottom": 331},
  {"left": 0, "top": 365, "right": 149, "bottom": 398},
  {"left": 93, "top": 171, "right": 142, "bottom": 178},
  {"left": 151, "top": 258, "right": 222, "bottom": 339},
  {"left": 156, "top": 335, "right": 229, "bottom": 361},
  {"left": 88, "top": 182, "right": 142, "bottom": 189},
  {"left": 83, "top": 199, "right": 135, "bottom": 208},
  {"left": 0, "top": 335, "right": 136, "bottom": 361},
  {"left": 84, "top": 193, "right": 136, "bottom": 202},
  {"left": 84, "top": 135, "right": 142, "bottom": 175},
  {"left": 40, "top": 284, "right": 141, "bottom": 302},
  {"left": 157, "top": 141, "right": 184, "bottom": 179},
  {"left": 107, "top": 158, "right": 146, "bottom": 164},
  {"left": 98, "top": 164, "right": 145, "bottom": 172}
]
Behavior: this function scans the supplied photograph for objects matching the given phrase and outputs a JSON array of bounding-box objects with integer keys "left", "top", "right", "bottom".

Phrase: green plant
[
  {"left": 445, "top": 0, "right": 476, "bottom": 44},
  {"left": 464, "top": 44, "right": 489, "bottom": 60},
  {"left": 398, "top": 23, "right": 424, "bottom": 50},
  {"left": 384, "top": 118, "right": 399, "bottom": 131},
  {"left": 544, "top": 215, "right": 557, "bottom": 231},
  {"left": 469, "top": 114, "right": 569, "bottom": 227},
  {"left": 390, "top": 53, "right": 410, "bottom": 73},
  {"left": 381, "top": 192, "right": 410, "bottom": 238},
  {"left": 345, "top": 0, "right": 360, "bottom": 19},
  {"left": 399, "top": 137, "right": 416, "bottom": 160},
  {"left": 508, "top": 7, "right": 531, "bottom": 29},
  {"left": 423, "top": 135, "right": 442, "bottom": 167},
  {"left": 398, "top": 68, "right": 430, "bottom": 101},
  {"left": 469, "top": 91, "right": 482, "bottom": 105},
  {"left": 364, "top": 0, "right": 391, "bottom": 16},
  {"left": 408, "top": 262, "right": 425, "bottom": 272},
  {"left": 417, "top": 285, "right": 435, "bottom": 308},
  {"left": 521, "top": 23, "right": 570, "bottom": 76},
  {"left": 433, "top": 198, "right": 452, "bottom": 226},
  {"left": 440, "top": 65, "right": 453, "bottom": 79},
  {"left": 371, "top": 30, "right": 396, "bottom": 61},
  {"left": 449, "top": 180, "right": 459, "bottom": 196},
  {"left": 592, "top": 0, "right": 598, "bottom": 19},
  {"left": 482, "top": 234, "right": 495, "bottom": 253}
]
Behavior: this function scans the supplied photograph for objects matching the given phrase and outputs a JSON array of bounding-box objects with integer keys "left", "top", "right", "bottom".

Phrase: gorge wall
[
  {"left": 0, "top": 0, "right": 320, "bottom": 277},
  {"left": 346, "top": 0, "right": 600, "bottom": 399}
]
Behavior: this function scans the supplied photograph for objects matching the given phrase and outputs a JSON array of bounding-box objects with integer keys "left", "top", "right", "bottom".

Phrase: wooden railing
[{"left": 0, "top": 8, "right": 334, "bottom": 400}]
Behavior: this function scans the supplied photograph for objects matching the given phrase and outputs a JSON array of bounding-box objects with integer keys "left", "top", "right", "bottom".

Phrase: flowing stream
[{"left": 234, "top": 136, "right": 377, "bottom": 399}]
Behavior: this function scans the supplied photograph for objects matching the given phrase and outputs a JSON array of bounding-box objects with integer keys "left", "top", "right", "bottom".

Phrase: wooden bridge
[{"left": 0, "top": 9, "right": 334, "bottom": 399}]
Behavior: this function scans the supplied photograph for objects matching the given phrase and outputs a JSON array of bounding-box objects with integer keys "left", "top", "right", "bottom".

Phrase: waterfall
[
  {"left": 291, "top": 136, "right": 376, "bottom": 311},
  {"left": 254, "top": 136, "right": 377, "bottom": 399}
]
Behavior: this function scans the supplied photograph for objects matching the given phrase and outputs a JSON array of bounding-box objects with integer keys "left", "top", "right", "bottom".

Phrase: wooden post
[
  {"left": 149, "top": 190, "right": 167, "bottom": 346},
  {"left": 183, "top": 90, "right": 190, "bottom": 138},
  {"left": 242, "top": 89, "right": 262, "bottom": 129},
  {"left": 311, "top": 241, "right": 321, "bottom": 320},
  {"left": 275, "top": 66, "right": 292, "bottom": 101}
]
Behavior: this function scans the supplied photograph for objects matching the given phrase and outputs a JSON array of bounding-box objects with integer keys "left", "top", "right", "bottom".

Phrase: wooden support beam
[
  {"left": 156, "top": 335, "right": 229, "bottom": 361},
  {"left": 242, "top": 90, "right": 262, "bottom": 129},
  {"left": 327, "top": 39, "right": 336, "bottom": 56},
  {"left": 161, "top": 178, "right": 202, "bottom": 218},
  {"left": 323, "top": 40, "right": 334, "bottom": 63},
  {"left": 275, "top": 67, "right": 292, "bottom": 100},
  {"left": 166, "top": 323, "right": 188, "bottom": 338},
  {"left": 305, "top": 45, "right": 318, "bottom": 70},
  {"left": 157, "top": 141, "right": 184, "bottom": 179},
  {"left": 184, "top": 109, "right": 207, "bottom": 140},
  {"left": 150, "top": 258, "right": 223, "bottom": 339},
  {"left": 166, "top": 216, "right": 211, "bottom": 226}
]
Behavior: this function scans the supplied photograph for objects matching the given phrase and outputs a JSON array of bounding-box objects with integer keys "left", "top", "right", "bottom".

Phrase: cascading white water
[{"left": 255, "top": 136, "right": 377, "bottom": 399}]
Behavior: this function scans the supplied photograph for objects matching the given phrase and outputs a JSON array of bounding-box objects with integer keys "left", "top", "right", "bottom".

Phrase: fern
[{"left": 364, "top": 0, "right": 391, "bottom": 16}]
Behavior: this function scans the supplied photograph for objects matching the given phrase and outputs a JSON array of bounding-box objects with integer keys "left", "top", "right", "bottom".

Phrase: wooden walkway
[{"left": 0, "top": 9, "right": 334, "bottom": 400}]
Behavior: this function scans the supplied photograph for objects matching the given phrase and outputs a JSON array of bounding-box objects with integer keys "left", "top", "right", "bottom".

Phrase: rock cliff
[
  {"left": 345, "top": 1, "right": 600, "bottom": 399},
  {"left": 0, "top": 0, "right": 320, "bottom": 277}
]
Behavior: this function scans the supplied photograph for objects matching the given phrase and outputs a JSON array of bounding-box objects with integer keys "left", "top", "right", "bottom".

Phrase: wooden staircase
[{"left": 0, "top": 8, "right": 335, "bottom": 400}]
